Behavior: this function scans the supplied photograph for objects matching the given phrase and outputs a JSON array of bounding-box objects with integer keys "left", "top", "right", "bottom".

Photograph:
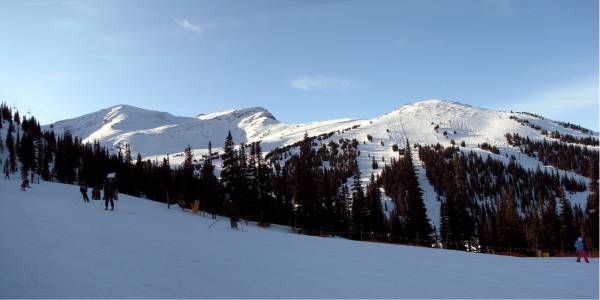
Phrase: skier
[
  {"left": 20, "top": 179, "right": 27, "bottom": 191},
  {"left": 574, "top": 237, "right": 589, "bottom": 263},
  {"left": 79, "top": 184, "right": 90, "bottom": 202},
  {"left": 104, "top": 183, "right": 115, "bottom": 210},
  {"left": 224, "top": 191, "right": 238, "bottom": 229},
  {"left": 3, "top": 163, "right": 9, "bottom": 179},
  {"left": 103, "top": 173, "right": 117, "bottom": 210},
  {"left": 92, "top": 186, "right": 101, "bottom": 200}
]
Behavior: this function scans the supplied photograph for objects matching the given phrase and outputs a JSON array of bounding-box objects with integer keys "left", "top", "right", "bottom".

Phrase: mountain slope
[
  {"left": 45, "top": 99, "right": 598, "bottom": 225},
  {"left": 46, "top": 99, "right": 598, "bottom": 159},
  {"left": 46, "top": 104, "right": 359, "bottom": 156},
  {"left": 0, "top": 178, "right": 597, "bottom": 298}
]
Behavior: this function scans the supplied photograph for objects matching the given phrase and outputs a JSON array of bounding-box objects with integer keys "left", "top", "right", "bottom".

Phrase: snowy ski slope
[{"left": 0, "top": 178, "right": 597, "bottom": 298}]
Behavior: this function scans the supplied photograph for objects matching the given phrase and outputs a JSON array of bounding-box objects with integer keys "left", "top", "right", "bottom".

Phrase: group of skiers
[
  {"left": 20, "top": 178, "right": 30, "bottom": 191},
  {"left": 80, "top": 183, "right": 117, "bottom": 210},
  {"left": 78, "top": 173, "right": 118, "bottom": 211}
]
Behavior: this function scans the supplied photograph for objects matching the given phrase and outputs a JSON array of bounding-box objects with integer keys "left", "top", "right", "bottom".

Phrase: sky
[{"left": 0, "top": 0, "right": 598, "bottom": 130}]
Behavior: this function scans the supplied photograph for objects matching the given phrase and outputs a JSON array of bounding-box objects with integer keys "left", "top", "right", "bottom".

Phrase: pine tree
[
  {"left": 391, "top": 183, "right": 408, "bottom": 238},
  {"left": 334, "top": 184, "right": 351, "bottom": 234},
  {"left": 496, "top": 186, "right": 525, "bottom": 252},
  {"left": 19, "top": 131, "right": 35, "bottom": 180},
  {"left": 254, "top": 142, "right": 273, "bottom": 226},
  {"left": 541, "top": 196, "right": 559, "bottom": 252},
  {"left": 351, "top": 164, "right": 367, "bottom": 239},
  {"left": 182, "top": 145, "right": 195, "bottom": 206},
  {"left": 403, "top": 144, "right": 433, "bottom": 244},
  {"left": 524, "top": 208, "right": 541, "bottom": 253},
  {"left": 201, "top": 141, "right": 218, "bottom": 217},
  {"left": 13, "top": 111, "right": 20, "bottom": 125},
  {"left": 584, "top": 154, "right": 599, "bottom": 249},
  {"left": 220, "top": 131, "right": 237, "bottom": 189},
  {"left": 449, "top": 153, "right": 474, "bottom": 250},
  {"left": 6, "top": 121, "right": 16, "bottom": 173},
  {"left": 294, "top": 133, "right": 320, "bottom": 231},
  {"left": 477, "top": 204, "right": 490, "bottom": 252},
  {"left": 237, "top": 143, "right": 250, "bottom": 220},
  {"left": 558, "top": 188, "right": 576, "bottom": 254},
  {"left": 439, "top": 199, "right": 452, "bottom": 248},
  {"left": 366, "top": 173, "right": 386, "bottom": 236}
]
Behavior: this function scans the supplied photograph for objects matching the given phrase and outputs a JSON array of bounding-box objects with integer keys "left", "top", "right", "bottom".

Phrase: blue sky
[{"left": 0, "top": 0, "right": 598, "bottom": 129}]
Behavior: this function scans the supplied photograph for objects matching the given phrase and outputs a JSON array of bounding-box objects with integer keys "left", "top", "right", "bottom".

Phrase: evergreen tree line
[
  {"left": 506, "top": 133, "right": 598, "bottom": 177},
  {"left": 418, "top": 143, "right": 598, "bottom": 253},
  {"left": 379, "top": 142, "right": 433, "bottom": 245},
  {"left": 509, "top": 116, "right": 598, "bottom": 146},
  {"left": 548, "top": 130, "right": 599, "bottom": 146},
  {"left": 268, "top": 134, "right": 384, "bottom": 237},
  {"left": 555, "top": 121, "right": 594, "bottom": 135}
]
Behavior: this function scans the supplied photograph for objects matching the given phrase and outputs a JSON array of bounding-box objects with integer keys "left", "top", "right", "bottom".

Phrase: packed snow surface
[{"left": 0, "top": 179, "right": 597, "bottom": 298}]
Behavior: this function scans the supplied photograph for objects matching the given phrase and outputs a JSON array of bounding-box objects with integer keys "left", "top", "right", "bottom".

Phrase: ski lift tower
[{"left": 397, "top": 110, "right": 409, "bottom": 155}]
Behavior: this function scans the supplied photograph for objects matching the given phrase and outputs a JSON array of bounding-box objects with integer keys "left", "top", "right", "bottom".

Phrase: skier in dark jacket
[
  {"left": 104, "top": 184, "right": 115, "bottom": 210},
  {"left": 104, "top": 173, "right": 118, "bottom": 210},
  {"left": 103, "top": 173, "right": 117, "bottom": 210},
  {"left": 224, "top": 191, "right": 238, "bottom": 229},
  {"left": 80, "top": 184, "right": 90, "bottom": 202}
]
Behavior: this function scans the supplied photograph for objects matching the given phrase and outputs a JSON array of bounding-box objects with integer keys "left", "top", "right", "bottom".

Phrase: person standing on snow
[
  {"left": 223, "top": 190, "right": 238, "bottom": 229},
  {"left": 104, "top": 183, "right": 115, "bottom": 210},
  {"left": 80, "top": 184, "right": 90, "bottom": 202},
  {"left": 4, "top": 163, "right": 10, "bottom": 180},
  {"left": 103, "top": 173, "right": 117, "bottom": 211},
  {"left": 574, "top": 237, "right": 589, "bottom": 263}
]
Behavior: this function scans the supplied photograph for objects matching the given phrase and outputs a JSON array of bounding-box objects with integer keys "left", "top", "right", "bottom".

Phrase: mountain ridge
[{"left": 44, "top": 99, "right": 597, "bottom": 159}]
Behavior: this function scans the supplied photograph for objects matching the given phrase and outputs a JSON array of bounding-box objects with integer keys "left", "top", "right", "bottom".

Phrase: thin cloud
[
  {"left": 28, "top": 0, "right": 101, "bottom": 15},
  {"left": 483, "top": 0, "right": 514, "bottom": 15},
  {"left": 176, "top": 19, "right": 213, "bottom": 34},
  {"left": 509, "top": 76, "right": 598, "bottom": 127},
  {"left": 49, "top": 19, "right": 88, "bottom": 31},
  {"left": 45, "top": 72, "right": 80, "bottom": 83},
  {"left": 289, "top": 75, "right": 353, "bottom": 91},
  {"left": 60, "top": 0, "right": 99, "bottom": 15}
]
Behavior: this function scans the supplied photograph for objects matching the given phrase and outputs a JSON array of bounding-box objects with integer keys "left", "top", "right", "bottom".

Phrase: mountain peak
[
  {"left": 197, "top": 106, "right": 277, "bottom": 122},
  {"left": 393, "top": 99, "right": 482, "bottom": 113}
]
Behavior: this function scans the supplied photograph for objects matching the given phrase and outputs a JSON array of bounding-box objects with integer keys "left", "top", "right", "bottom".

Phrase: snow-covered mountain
[
  {"left": 46, "top": 104, "right": 358, "bottom": 156},
  {"left": 45, "top": 99, "right": 598, "bottom": 228},
  {"left": 47, "top": 105, "right": 265, "bottom": 155},
  {"left": 45, "top": 99, "right": 598, "bottom": 185},
  {"left": 46, "top": 99, "right": 597, "bottom": 157}
]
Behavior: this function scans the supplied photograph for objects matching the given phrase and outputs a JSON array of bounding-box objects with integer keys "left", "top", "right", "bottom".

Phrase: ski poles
[{"left": 209, "top": 217, "right": 220, "bottom": 228}]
